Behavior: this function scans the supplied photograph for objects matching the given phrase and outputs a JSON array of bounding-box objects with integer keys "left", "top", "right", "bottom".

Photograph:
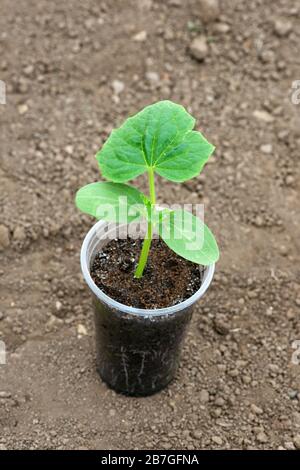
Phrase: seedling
[{"left": 76, "top": 100, "right": 219, "bottom": 278}]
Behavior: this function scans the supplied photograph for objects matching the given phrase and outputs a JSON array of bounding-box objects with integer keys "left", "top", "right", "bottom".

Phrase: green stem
[{"left": 134, "top": 168, "right": 156, "bottom": 279}]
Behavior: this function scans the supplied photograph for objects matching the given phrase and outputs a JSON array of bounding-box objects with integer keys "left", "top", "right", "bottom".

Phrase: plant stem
[{"left": 134, "top": 168, "right": 156, "bottom": 279}]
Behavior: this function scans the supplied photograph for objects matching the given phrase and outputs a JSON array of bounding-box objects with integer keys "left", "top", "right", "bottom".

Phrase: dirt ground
[{"left": 1, "top": 0, "right": 300, "bottom": 450}]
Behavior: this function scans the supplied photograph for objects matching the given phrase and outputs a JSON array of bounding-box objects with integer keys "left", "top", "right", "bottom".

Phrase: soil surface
[
  {"left": 1, "top": 0, "right": 300, "bottom": 451},
  {"left": 91, "top": 238, "right": 203, "bottom": 309}
]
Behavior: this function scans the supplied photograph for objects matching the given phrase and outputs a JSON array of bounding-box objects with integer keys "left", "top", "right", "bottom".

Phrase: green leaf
[
  {"left": 96, "top": 100, "right": 215, "bottom": 183},
  {"left": 75, "top": 182, "right": 148, "bottom": 223},
  {"left": 157, "top": 209, "right": 219, "bottom": 265}
]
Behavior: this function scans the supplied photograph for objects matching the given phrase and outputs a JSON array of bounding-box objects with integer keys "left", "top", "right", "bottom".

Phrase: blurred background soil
[{"left": 0, "top": 0, "right": 300, "bottom": 450}]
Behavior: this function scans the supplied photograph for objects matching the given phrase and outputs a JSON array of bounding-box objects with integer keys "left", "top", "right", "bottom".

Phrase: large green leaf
[
  {"left": 157, "top": 209, "right": 219, "bottom": 265},
  {"left": 96, "top": 101, "right": 215, "bottom": 183},
  {"left": 75, "top": 182, "right": 148, "bottom": 223}
]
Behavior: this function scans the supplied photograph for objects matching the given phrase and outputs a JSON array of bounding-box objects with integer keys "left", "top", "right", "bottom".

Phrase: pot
[{"left": 81, "top": 220, "right": 215, "bottom": 396}]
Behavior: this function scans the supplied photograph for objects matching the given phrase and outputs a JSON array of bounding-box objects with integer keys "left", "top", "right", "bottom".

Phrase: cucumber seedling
[{"left": 76, "top": 100, "right": 219, "bottom": 278}]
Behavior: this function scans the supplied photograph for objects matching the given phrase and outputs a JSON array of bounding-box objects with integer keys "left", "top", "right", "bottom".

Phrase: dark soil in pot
[
  {"left": 90, "top": 238, "right": 205, "bottom": 396},
  {"left": 91, "top": 238, "right": 205, "bottom": 309}
]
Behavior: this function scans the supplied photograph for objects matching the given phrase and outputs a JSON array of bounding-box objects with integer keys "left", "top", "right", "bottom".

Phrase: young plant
[{"left": 76, "top": 100, "right": 219, "bottom": 278}]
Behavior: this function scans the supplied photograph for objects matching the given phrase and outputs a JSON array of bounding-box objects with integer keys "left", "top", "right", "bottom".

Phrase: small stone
[
  {"left": 228, "top": 369, "right": 239, "bottom": 377},
  {"left": 190, "top": 36, "right": 208, "bottom": 61},
  {"left": 211, "top": 408, "right": 222, "bottom": 418},
  {"left": 254, "top": 215, "right": 264, "bottom": 227},
  {"left": 0, "top": 225, "right": 10, "bottom": 251},
  {"left": 287, "top": 309, "right": 296, "bottom": 320},
  {"left": 253, "top": 110, "right": 274, "bottom": 123},
  {"left": 64, "top": 145, "right": 73, "bottom": 155},
  {"left": 77, "top": 324, "right": 88, "bottom": 336},
  {"left": 242, "top": 375, "right": 251, "bottom": 384},
  {"left": 213, "top": 23, "right": 230, "bottom": 34},
  {"left": 0, "top": 311, "right": 4, "bottom": 321},
  {"left": 279, "top": 245, "right": 288, "bottom": 256},
  {"left": 211, "top": 435, "right": 223, "bottom": 445},
  {"left": 145, "top": 71, "right": 160, "bottom": 84},
  {"left": 112, "top": 79, "right": 125, "bottom": 95},
  {"left": 268, "top": 364, "right": 279, "bottom": 374},
  {"left": 251, "top": 404, "right": 263, "bottom": 415},
  {"left": 23, "top": 64, "right": 34, "bottom": 76},
  {"left": 55, "top": 301, "right": 62, "bottom": 312},
  {"left": 0, "top": 391, "right": 11, "bottom": 399},
  {"left": 293, "top": 435, "right": 300, "bottom": 450},
  {"left": 288, "top": 389, "right": 299, "bottom": 399},
  {"left": 13, "top": 226, "right": 26, "bottom": 241},
  {"left": 196, "top": 0, "right": 220, "bottom": 24},
  {"left": 274, "top": 19, "right": 292, "bottom": 37},
  {"left": 18, "top": 103, "right": 28, "bottom": 115},
  {"left": 256, "top": 432, "right": 268, "bottom": 443},
  {"left": 199, "top": 390, "right": 210, "bottom": 403},
  {"left": 132, "top": 31, "right": 147, "bottom": 42},
  {"left": 192, "top": 430, "right": 202, "bottom": 439},
  {"left": 260, "top": 144, "right": 273, "bottom": 154},
  {"left": 215, "top": 397, "right": 225, "bottom": 407},
  {"left": 285, "top": 175, "right": 294, "bottom": 186},
  {"left": 213, "top": 319, "right": 229, "bottom": 336},
  {"left": 0, "top": 444, "right": 7, "bottom": 450}
]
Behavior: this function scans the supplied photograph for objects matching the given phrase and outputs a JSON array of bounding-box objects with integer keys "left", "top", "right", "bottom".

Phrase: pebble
[
  {"left": 145, "top": 71, "right": 160, "bottom": 84},
  {"left": 293, "top": 435, "right": 300, "bottom": 450},
  {"left": 192, "top": 430, "right": 202, "bottom": 439},
  {"left": 260, "top": 144, "right": 272, "bottom": 154},
  {"left": 285, "top": 175, "right": 294, "bottom": 187},
  {"left": 0, "top": 444, "right": 7, "bottom": 450},
  {"left": 0, "top": 225, "right": 10, "bottom": 251},
  {"left": 189, "top": 36, "right": 208, "bottom": 61},
  {"left": 213, "top": 23, "right": 230, "bottom": 34},
  {"left": 196, "top": 0, "right": 220, "bottom": 24},
  {"left": 215, "top": 397, "right": 225, "bottom": 407},
  {"left": 77, "top": 324, "right": 88, "bottom": 336},
  {"left": 23, "top": 64, "right": 34, "bottom": 77},
  {"left": 55, "top": 301, "right": 62, "bottom": 312},
  {"left": 18, "top": 103, "right": 28, "bottom": 115},
  {"left": 279, "top": 245, "right": 288, "bottom": 256},
  {"left": 242, "top": 375, "right": 252, "bottom": 384},
  {"left": 284, "top": 441, "right": 295, "bottom": 450},
  {"left": 273, "top": 19, "right": 292, "bottom": 37},
  {"left": 13, "top": 226, "right": 26, "bottom": 241},
  {"left": 253, "top": 110, "right": 274, "bottom": 123},
  {"left": 256, "top": 431, "right": 268, "bottom": 443},
  {"left": 254, "top": 215, "right": 264, "bottom": 227},
  {"left": 199, "top": 390, "right": 210, "bottom": 403},
  {"left": 213, "top": 319, "right": 229, "bottom": 336},
  {"left": 112, "top": 80, "right": 125, "bottom": 95},
  {"left": 251, "top": 404, "right": 263, "bottom": 415},
  {"left": 0, "top": 311, "right": 4, "bottom": 320},
  {"left": 0, "top": 391, "right": 11, "bottom": 399},
  {"left": 287, "top": 309, "right": 296, "bottom": 320},
  {"left": 211, "top": 435, "right": 223, "bottom": 445},
  {"left": 132, "top": 31, "right": 147, "bottom": 42}
]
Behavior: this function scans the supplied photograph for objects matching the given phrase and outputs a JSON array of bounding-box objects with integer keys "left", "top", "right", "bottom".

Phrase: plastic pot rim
[{"left": 80, "top": 219, "right": 215, "bottom": 318}]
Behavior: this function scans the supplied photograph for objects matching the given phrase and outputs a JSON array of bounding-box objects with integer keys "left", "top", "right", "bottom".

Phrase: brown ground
[{"left": 0, "top": 0, "right": 300, "bottom": 450}]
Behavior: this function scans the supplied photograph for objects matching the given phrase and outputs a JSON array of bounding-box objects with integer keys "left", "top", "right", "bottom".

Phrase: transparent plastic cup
[{"left": 81, "top": 219, "right": 215, "bottom": 396}]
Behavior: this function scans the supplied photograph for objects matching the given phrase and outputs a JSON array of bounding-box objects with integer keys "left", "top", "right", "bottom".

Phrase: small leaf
[
  {"left": 75, "top": 182, "right": 148, "bottom": 223},
  {"left": 96, "top": 100, "right": 215, "bottom": 183},
  {"left": 155, "top": 131, "right": 214, "bottom": 182},
  {"left": 157, "top": 209, "right": 219, "bottom": 265}
]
